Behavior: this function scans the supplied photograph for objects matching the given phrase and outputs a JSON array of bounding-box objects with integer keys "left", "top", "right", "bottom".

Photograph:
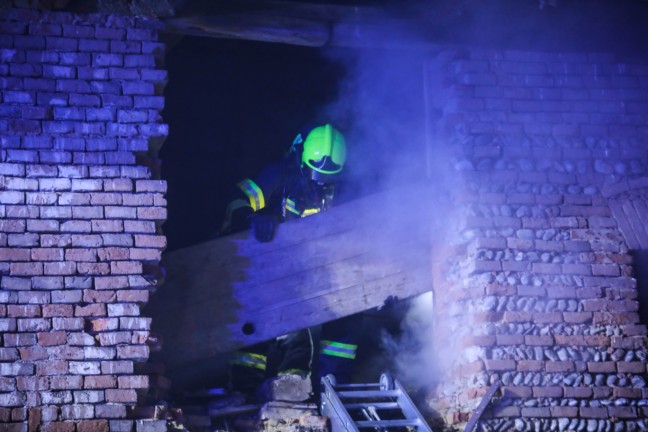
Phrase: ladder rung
[
  {"left": 337, "top": 390, "right": 400, "bottom": 398},
  {"left": 356, "top": 419, "right": 423, "bottom": 428},
  {"left": 343, "top": 402, "right": 400, "bottom": 410}
]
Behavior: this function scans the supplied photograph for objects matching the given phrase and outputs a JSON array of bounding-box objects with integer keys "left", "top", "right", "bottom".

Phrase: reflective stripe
[
  {"left": 237, "top": 179, "right": 265, "bottom": 211},
  {"left": 230, "top": 351, "right": 267, "bottom": 370},
  {"left": 285, "top": 198, "right": 321, "bottom": 218},
  {"left": 285, "top": 198, "right": 300, "bottom": 216},
  {"left": 320, "top": 340, "right": 357, "bottom": 360},
  {"left": 301, "top": 208, "right": 320, "bottom": 217}
]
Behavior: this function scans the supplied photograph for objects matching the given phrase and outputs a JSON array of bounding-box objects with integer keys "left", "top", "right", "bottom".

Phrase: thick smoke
[{"left": 315, "top": 36, "right": 456, "bottom": 391}]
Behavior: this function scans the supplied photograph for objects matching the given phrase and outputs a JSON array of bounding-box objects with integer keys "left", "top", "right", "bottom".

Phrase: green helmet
[{"left": 301, "top": 124, "right": 347, "bottom": 183}]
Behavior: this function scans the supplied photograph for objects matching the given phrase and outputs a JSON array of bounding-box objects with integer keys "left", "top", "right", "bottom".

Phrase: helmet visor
[{"left": 303, "top": 159, "right": 342, "bottom": 184}]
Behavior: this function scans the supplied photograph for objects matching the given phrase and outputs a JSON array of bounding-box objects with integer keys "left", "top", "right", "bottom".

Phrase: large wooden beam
[
  {"left": 160, "top": 0, "right": 427, "bottom": 48},
  {"left": 146, "top": 183, "right": 435, "bottom": 371}
]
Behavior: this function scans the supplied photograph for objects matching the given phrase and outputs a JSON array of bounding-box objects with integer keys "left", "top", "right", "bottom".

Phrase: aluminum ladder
[{"left": 320, "top": 373, "right": 434, "bottom": 432}]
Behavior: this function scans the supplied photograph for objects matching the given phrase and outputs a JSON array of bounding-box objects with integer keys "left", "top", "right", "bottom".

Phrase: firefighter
[{"left": 221, "top": 123, "right": 361, "bottom": 399}]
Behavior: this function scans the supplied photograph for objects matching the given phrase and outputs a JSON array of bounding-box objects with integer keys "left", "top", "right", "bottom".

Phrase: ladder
[{"left": 320, "top": 373, "right": 434, "bottom": 432}]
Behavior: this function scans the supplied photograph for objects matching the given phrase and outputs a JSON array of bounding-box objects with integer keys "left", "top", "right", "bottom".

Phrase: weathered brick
[
  {"left": 77, "top": 420, "right": 109, "bottom": 432},
  {"left": 74, "top": 390, "right": 104, "bottom": 404},
  {"left": 69, "top": 361, "right": 101, "bottom": 375},
  {"left": 50, "top": 375, "right": 83, "bottom": 390},
  {"left": 83, "top": 374, "right": 116, "bottom": 389}
]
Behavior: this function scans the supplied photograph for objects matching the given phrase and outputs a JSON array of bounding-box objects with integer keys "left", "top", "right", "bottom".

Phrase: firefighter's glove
[{"left": 250, "top": 212, "right": 279, "bottom": 243}]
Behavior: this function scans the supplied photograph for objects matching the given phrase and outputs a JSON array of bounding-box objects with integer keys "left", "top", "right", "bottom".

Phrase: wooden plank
[
  {"left": 631, "top": 198, "right": 648, "bottom": 248},
  {"left": 146, "top": 184, "right": 435, "bottom": 370},
  {"left": 608, "top": 199, "right": 641, "bottom": 250}
]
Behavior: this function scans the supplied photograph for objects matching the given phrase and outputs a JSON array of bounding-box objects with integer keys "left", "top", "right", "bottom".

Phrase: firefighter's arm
[{"left": 221, "top": 163, "right": 283, "bottom": 242}]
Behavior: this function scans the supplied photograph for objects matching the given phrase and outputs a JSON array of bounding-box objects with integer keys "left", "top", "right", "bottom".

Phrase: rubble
[{"left": 259, "top": 374, "right": 314, "bottom": 403}]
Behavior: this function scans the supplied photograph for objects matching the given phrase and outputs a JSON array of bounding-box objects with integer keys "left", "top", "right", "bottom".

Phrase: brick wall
[
  {"left": 427, "top": 50, "right": 648, "bottom": 430},
  {"left": 0, "top": 5, "right": 168, "bottom": 432}
]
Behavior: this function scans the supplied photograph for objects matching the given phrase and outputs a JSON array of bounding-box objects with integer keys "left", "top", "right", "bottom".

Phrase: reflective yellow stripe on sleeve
[
  {"left": 320, "top": 340, "right": 357, "bottom": 360},
  {"left": 236, "top": 179, "right": 265, "bottom": 211},
  {"left": 230, "top": 351, "right": 267, "bottom": 370}
]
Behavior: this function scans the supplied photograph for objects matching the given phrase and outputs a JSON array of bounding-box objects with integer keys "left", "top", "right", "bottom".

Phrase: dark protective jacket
[
  {"left": 220, "top": 149, "right": 335, "bottom": 237},
  {"left": 223, "top": 128, "right": 359, "bottom": 392}
]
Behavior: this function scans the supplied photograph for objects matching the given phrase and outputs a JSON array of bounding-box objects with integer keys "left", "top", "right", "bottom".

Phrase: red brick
[
  {"left": 37, "top": 331, "right": 66, "bottom": 346},
  {"left": 117, "top": 375, "right": 148, "bottom": 389},
  {"left": 133, "top": 235, "right": 166, "bottom": 248},
  {"left": 520, "top": 407, "right": 550, "bottom": 417},
  {"left": 94, "top": 403, "right": 126, "bottom": 418},
  {"left": 484, "top": 359, "right": 516, "bottom": 371},
  {"left": 594, "top": 311, "right": 640, "bottom": 325},
  {"left": 563, "top": 312, "right": 592, "bottom": 324},
  {"left": 545, "top": 286, "right": 576, "bottom": 298},
  {"left": 97, "top": 332, "right": 131, "bottom": 345},
  {"left": 115, "top": 343, "right": 149, "bottom": 361},
  {"left": 43, "top": 262, "right": 76, "bottom": 275},
  {"left": 501, "top": 386, "right": 532, "bottom": 398},
  {"left": 50, "top": 375, "right": 83, "bottom": 390},
  {"left": 562, "top": 263, "right": 592, "bottom": 275},
  {"left": 100, "top": 361, "right": 133, "bottom": 374},
  {"left": 64, "top": 248, "right": 97, "bottom": 262},
  {"left": 33, "top": 276, "right": 64, "bottom": 290},
  {"left": 124, "top": 220, "right": 156, "bottom": 233},
  {"left": 550, "top": 406, "right": 578, "bottom": 417},
  {"left": 503, "top": 311, "right": 533, "bottom": 322},
  {"left": 122, "top": 193, "right": 153, "bottom": 206},
  {"left": 83, "top": 290, "right": 116, "bottom": 303},
  {"left": 94, "top": 276, "right": 129, "bottom": 290},
  {"left": 91, "top": 220, "right": 123, "bottom": 232},
  {"left": 587, "top": 361, "right": 616, "bottom": 373},
  {"left": 75, "top": 304, "right": 105, "bottom": 317},
  {"left": 564, "top": 387, "right": 592, "bottom": 398},
  {"left": 42, "top": 422, "right": 75, "bottom": 432},
  {"left": 110, "top": 261, "right": 142, "bottom": 275},
  {"left": 532, "top": 312, "right": 562, "bottom": 323},
  {"left": 613, "top": 387, "right": 642, "bottom": 399},
  {"left": 135, "top": 180, "right": 166, "bottom": 193},
  {"left": 9, "top": 262, "right": 43, "bottom": 276},
  {"left": 611, "top": 336, "right": 647, "bottom": 349},
  {"left": 8, "top": 305, "right": 41, "bottom": 318},
  {"left": 101, "top": 178, "right": 131, "bottom": 191},
  {"left": 105, "top": 206, "right": 137, "bottom": 219},
  {"left": 496, "top": 334, "right": 523, "bottom": 345},
  {"left": 532, "top": 386, "right": 563, "bottom": 397},
  {"left": 546, "top": 361, "right": 574, "bottom": 373},
  {"left": 129, "top": 248, "right": 161, "bottom": 261},
  {"left": 517, "top": 360, "right": 543, "bottom": 372},
  {"left": 105, "top": 388, "right": 137, "bottom": 403},
  {"left": 580, "top": 407, "right": 608, "bottom": 419},
  {"left": 617, "top": 361, "right": 646, "bottom": 373},
  {"left": 89, "top": 318, "right": 119, "bottom": 332},
  {"left": 524, "top": 335, "right": 553, "bottom": 346},
  {"left": 83, "top": 375, "right": 116, "bottom": 389},
  {"left": 76, "top": 420, "right": 109, "bottom": 432},
  {"left": 77, "top": 263, "right": 110, "bottom": 275},
  {"left": 608, "top": 406, "right": 636, "bottom": 418},
  {"left": 0, "top": 248, "right": 31, "bottom": 261}
]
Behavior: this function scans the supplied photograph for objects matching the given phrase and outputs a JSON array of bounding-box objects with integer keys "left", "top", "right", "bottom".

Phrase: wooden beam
[
  {"left": 160, "top": 0, "right": 427, "bottom": 48},
  {"left": 146, "top": 183, "right": 435, "bottom": 371}
]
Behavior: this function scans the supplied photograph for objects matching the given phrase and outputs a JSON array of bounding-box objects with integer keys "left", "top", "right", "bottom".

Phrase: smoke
[
  {"left": 380, "top": 292, "right": 438, "bottom": 389},
  {"left": 312, "top": 21, "right": 459, "bottom": 391}
]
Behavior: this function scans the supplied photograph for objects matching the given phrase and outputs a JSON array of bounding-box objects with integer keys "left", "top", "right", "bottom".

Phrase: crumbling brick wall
[
  {"left": 427, "top": 50, "right": 648, "bottom": 430},
  {"left": 0, "top": 5, "right": 168, "bottom": 431}
]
